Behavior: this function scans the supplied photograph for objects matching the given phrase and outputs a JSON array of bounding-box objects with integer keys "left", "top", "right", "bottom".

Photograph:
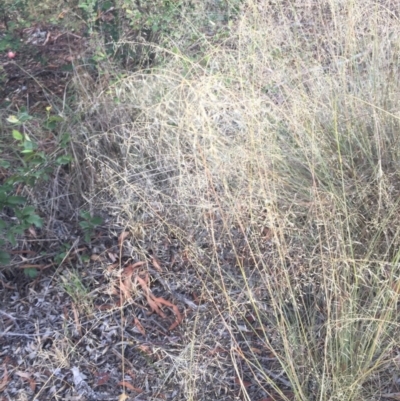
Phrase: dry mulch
[
  {"left": 0, "top": 23, "right": 290, "bottom": 401},
  {"left": 0, "top": 24, "right": 86, "bottom": 112},
  {"left": 0, "top": 222, "right": 290, "bottom": 400}
]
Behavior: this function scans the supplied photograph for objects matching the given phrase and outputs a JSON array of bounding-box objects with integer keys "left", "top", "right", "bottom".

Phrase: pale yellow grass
[{"left": 73, "top": 1, "right": 400, "bottom": 399}]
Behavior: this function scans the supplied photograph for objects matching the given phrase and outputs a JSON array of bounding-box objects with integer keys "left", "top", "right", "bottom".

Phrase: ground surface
[
  {"left": 0, "top": 226, "right": 288, "bottom": 401},
  {"left": 0, "top": 27, "right": 287, "bottom": 400},
  {"left": 3, "top": 2, "right": 400, "bottom": 400}
]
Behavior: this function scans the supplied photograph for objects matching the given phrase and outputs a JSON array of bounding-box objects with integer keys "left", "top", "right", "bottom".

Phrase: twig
[
  {"left": 0, "top": 331, "right": 48, "bottom": 338},
  {"left": 148, "top": 267, "right": 208, "bottom": 311},
  {"left": 0, "top": 310, "right": 20, "bottom": 329},
  {"left": 264, "top": 368, "right": 292, "bottom": 388}
]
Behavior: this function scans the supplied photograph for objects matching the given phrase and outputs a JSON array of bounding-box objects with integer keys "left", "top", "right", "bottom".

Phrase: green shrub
[{"left": 0, "top": 112, "right": 71, "bottom": 271}]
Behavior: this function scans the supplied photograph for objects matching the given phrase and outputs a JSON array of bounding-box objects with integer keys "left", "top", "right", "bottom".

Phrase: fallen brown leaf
[
  {"left": 134, "top": 317, "right": 146, "bottom": 336},
  {"left": 122, "top": 262, "right": 146, "bottom": 279},
  {"left": 126, "top": 370, "right": 136, "bottom": 380},
  {"left": 107, "top": 262, "right": 119, "bottom": 272},
  {"left": 135, "top": 274, "right": 166, "bottom": 317},
  {"left": 250, "top": 347, "right": 263, "bottom": 354},
  {"left": 138, "top": 344, "right": 153, "bottom": 355},
  {"left": 0, "top": 365, "right": 9, "bottom": 392},
  {"left": 151, "top": 256, "right": 163, "bottom": 272},
  {"left": 15, "top": 371, "right": 36, "bottom": 392},
  {"left": 146, "top": 295, "right": 167, "bottom": 318},
  {"left": 118, "top": 231, "right": 130, "bottom": 247},
  {"left": 207, "top": 347, "right": 227, "bottom": 355},
  {"left": 153, "top": 296, "right": 183, "bottom": 330},
  {"left": 235, "top": 377, "right": 251, "bottom": 388},
  {"left": 95, "top": 371, "right": 110, "bottom": 387},
  {"left": 118, "top": 381, "right": 143, "bottom": 393},
  {"left": 119, "top": 280, "right": 132, "bottom": 304},
  {"left": 96, "top": 303, "right": 114, "bottom": 311}
]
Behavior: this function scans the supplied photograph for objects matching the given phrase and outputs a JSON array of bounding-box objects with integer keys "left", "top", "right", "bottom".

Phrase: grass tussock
[{"left": 72, "top": 0, "right": 400, "bottom": 399}]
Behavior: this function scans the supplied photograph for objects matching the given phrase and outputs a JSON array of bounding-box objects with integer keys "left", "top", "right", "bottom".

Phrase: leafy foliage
[
  {"left": 79, "top": 210, "right": 103, "bottom": 243},
  {"left": 0, "top": 113, "right": 72, "bottom": 268}
]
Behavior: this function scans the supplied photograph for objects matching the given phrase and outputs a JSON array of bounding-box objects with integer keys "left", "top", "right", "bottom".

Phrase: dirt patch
[{"left": 1, "top": 25, "right": 86, "bottom": 112}]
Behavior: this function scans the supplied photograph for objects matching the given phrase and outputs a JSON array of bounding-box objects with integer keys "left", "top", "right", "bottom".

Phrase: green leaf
[
  {"left": 22, "top": 206, "right": 36, "bottom": 215},
  {"left": 54, "top": 251, "right": 67, "bottom": 264},
  {"left": 12, "top": 129, "right": 23, "bottom": 140},
  {"left": 24, "top": 268, "right": 38, "bottom": 278},
  {"left": 0, "top": 251, "right": 11, "bottom": 265},
  {"left": 0, "top": 219, "right": 7, "bottom": 229},
  {"left": 6, "top": 231, "right": 16, "bottom": 247},
  {"left": 22, "top": 140, "right": 37, "bottom": 151},
  {"left": 13, "top": 225, "right": 25, "bottom": 235},
  {"left": 7, "top": 196, "right": 26, "bottom": 205},
  {"left": 47, "top": 115, "right": 63, "bottom": 123},
  {"left": 81, "top": 253, "right": 90, "bottom": 262},
  {"left": 0, "top": 159, "right": 10, "bottom": 168},
  {"left": 79, "top": 221, "right": 90, "bottom": 229},
  {"left": 17, "top": 112, "right": 32, "bottom": 123},
  {"left": 26, "top": 214, "right": 43, "bottom": 228},
  {"left": 90, "top": 216, "right": 103, "bottom": 225},
  {"left": 80, "top": 210, "right": 91, "bottom": 219},
  {"left": 60, "top": 133, "right": 71, "bottom": 148},
  {"left": 56, "top": 155, "right": 72, "bottom": 165}
]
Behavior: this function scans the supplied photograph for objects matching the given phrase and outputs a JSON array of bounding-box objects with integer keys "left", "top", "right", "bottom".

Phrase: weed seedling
[{"left": 79, "top": 210, "right": 103, "bottom": 243}]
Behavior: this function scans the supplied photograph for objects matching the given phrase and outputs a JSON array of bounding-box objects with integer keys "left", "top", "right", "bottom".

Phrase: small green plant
[
  {"left": 0, "top": 112, "right": 72, "bottom": 269},
  {"left": 0, "top": 183, "right": 43, "bottom": 268},
  {"left": 60, "top": 269, "right": 93, "bottom": 314},
  {"left": 79, "top": 210, "right": 102, "bottom": 243},
  {"left": 54, "top": 243, "right": 71, "bottom": 265}
]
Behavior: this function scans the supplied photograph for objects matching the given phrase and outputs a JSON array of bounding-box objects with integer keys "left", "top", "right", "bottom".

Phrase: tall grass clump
[{"left": 74, "top": 0, "right": 400, "bottom": 399}]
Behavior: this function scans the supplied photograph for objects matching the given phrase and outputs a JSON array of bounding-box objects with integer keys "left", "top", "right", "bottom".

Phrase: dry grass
[{"left": 69, "top": 0, "right": 400, "bottom": 399}]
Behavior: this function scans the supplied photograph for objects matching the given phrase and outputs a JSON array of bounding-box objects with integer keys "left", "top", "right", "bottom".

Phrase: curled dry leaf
[
  {"left": 153, "top": 296, "right": 183, "bottom": 330},
  {"left": 94, "top": 371, "right": 110, "bottom": 387},
  {"left": 135, "top": 275, "right": 166, "bottom": 317},
  {"left": 151, "top": 256, "right": 163, "bottom": 272},
  {"left": 135, "top": 273, "right": 183, "bottom": 330},
  {"left": 234, "top": 377, "right": 251, "bottom": 388},
  {"left": 118, "top": 231, "right": 130, "bottom": 247},
  {"left": 118, "top": 381, "right": 143, "bottom": 393},
  {"left": 118, "top": 262, "right": 146, "bottom": 303},
  {"left": 122, "top": 262, "right": 146, "bottom": 279},
  {"left": 107, "top": 262, "right": 119, "bottom": 272},
  {"left": 138, "top": 344, "right": 153, "bottom": 355},
  {"left": 145, "top": 293, "right": 167, "bottom": 318},
  {"left": 207, "top": 346, "right": 227, "bottom": 356},
  {"left": 15, "top": 371, "right": 36, "bottom": 392},
  {"left": 0, "top": 365, "right": 9, "bottom": 392},
  {"left": 134, "top": 317, "right": 146, "bottom": 336}
]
